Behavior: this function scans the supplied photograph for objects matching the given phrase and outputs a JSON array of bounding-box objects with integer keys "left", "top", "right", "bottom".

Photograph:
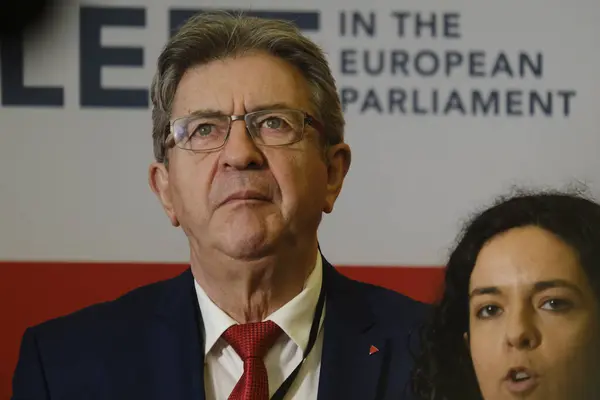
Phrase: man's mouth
[{"left": 220, "top": 190, "right": 270, "bottom": 206}]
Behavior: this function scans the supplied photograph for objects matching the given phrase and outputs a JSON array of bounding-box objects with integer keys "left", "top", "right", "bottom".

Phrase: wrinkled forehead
[{"left": 171, "top": 53, "right": 314, "bottom": 119}]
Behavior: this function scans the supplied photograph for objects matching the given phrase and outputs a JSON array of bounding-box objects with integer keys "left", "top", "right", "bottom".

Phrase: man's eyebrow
[
  {"left": 184, "top": 103, "right": 299, "bottom": 117},
  {"left": 246, "top": 102, "right": 297, "bottom": 112},
  {"left": 187, "top": 109, "right": 226, "bottom": 117}
]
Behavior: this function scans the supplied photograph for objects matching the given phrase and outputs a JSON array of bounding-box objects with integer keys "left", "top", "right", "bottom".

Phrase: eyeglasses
[{"left": 165, "top": 108, "right": 324, "bottom": 152}]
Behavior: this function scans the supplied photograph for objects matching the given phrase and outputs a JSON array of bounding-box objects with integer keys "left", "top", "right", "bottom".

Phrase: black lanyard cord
[{"left": 270, "top": 280, "right": 326, "bottom": 400}]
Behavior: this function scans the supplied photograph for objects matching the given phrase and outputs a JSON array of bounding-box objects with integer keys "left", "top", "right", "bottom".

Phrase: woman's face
[{"left": 468, "top": 225, "right": 599, "bottom": 399}]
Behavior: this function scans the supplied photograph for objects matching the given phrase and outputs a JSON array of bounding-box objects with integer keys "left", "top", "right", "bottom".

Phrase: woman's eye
[
  {"left": 476, "top": 304, "right": 502, "bottom": 319},
  {"left": 540, "top": 298, "right": 573, "bottom": 312}
]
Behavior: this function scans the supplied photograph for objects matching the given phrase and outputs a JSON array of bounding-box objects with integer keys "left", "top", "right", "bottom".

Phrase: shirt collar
[
  {"left": 194, "top": 250, "right": 323, "bottom": 356},
  {"left": 267, "top": 251, "right": 323, "bottom": 353},
  {"left": 194, "top": 279, "right": 237, "bottom": 355}
]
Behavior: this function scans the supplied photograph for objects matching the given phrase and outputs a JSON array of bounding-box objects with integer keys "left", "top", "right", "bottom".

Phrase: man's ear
[
  {"left": 323, "top": 143, "right": 351, "bottom": 214},
  {"left": 149, "top": 162, "right": 179, "bottom": 227}
]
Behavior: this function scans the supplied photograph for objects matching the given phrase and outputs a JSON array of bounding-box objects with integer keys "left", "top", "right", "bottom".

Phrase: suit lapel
[
  {"left": 317, "top": 260, "right": 388, "bottom": 400},
  {"left": 149, "top": 268, "right": 206, "bottom": 400},
  {"left": 142, "top": 259, "right": 391, "bottom": 399}
]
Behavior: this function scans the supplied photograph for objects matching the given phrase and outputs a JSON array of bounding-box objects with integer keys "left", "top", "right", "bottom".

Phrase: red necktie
[{"left": 222, "top": 320, "right": 283, "bottom": 400}]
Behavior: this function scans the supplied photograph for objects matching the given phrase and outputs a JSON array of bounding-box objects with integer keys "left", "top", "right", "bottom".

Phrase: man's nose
[{"left": 219, "top": 120, "right": 265, "bottom": 170}]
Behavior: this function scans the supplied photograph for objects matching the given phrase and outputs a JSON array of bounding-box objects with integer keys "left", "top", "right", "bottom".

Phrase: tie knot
[{"left": 222, "top": 320, "right": 283, "bottom": 361}]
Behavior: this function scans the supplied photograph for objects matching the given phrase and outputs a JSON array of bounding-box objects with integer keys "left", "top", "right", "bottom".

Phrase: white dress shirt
[{"left": 194, "top": 252, "right": 324, "bottom": 400}]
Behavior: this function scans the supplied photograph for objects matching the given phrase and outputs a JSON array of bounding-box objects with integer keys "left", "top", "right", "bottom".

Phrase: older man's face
[{"left": 150, "top": 52, "right": 350, "bottom": 260}]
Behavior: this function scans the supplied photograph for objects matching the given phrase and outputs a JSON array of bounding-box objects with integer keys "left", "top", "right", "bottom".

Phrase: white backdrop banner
[{"left": 1, "top": 0, "right": 599, "bottom": 265}]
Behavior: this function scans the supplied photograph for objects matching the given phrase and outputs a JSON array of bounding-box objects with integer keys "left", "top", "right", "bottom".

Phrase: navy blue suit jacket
[{"left": 12, "top": 257, "right": 428, "bottom": 400}]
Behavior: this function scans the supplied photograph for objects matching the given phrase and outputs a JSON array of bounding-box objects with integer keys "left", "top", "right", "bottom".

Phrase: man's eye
[
  {"left": 193, "top": 124, "right": 214, "bottom": 136},
  {"left": 262, "top": 117, "right": 285, "bottom": 129}
]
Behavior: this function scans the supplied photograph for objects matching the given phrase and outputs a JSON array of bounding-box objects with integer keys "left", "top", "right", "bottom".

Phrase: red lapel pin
[{"left": 369, "top": 345, "right": 379, "bottom": 355}]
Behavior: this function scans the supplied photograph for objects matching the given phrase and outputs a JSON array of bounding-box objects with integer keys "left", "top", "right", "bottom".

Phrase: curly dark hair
[{"left": 410, "top": 189, "right": 600, "bottom": 400}]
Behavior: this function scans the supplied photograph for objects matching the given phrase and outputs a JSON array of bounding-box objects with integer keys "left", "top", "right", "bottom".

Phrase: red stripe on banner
[{"left": 0, "top": 262, "right": 445, "bottom": 397}]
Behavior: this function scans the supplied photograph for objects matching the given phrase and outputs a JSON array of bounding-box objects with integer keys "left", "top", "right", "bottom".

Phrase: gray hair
[{"left": 150, "top": 11, "right": 345, "bottom": 163}]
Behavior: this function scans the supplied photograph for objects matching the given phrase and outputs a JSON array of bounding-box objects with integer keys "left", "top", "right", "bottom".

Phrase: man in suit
[{"left": 12, "top": 12, "right": 427, "bottom": 400}]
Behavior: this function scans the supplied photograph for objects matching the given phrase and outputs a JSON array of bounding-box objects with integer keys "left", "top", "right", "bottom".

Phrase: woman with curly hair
[{"left": 411, "top": 191, "right": 600, "bottom": 399}]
